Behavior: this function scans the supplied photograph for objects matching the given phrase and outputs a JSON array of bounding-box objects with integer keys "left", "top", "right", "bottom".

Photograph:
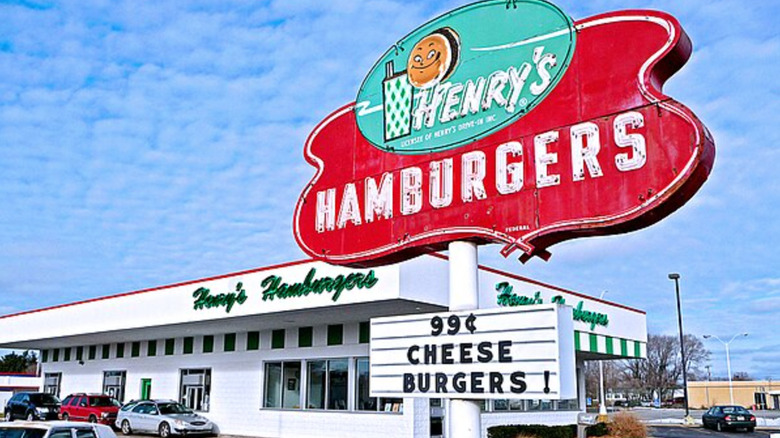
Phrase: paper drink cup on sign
[{"left": 382, "top": 61, "right": 413, "bottom": 142}]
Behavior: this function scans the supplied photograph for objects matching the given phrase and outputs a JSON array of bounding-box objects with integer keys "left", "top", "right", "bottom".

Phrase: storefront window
[
  {"left": 264, "top": 362, "right": 302, "bottom": 409},
  {"left": 557, "top": 399, "right": 579, "bottom": 410},
  {"left": 44, "top": 372, "right": 61, "bottom": 397},
  {"left": 264, "top": 363, "right": 282, "bottom": 408},
  {"left": 355, "top": 357, "right": 403, "bottom": 412},
  {"left": 489, "top": 398, "right": 575, "bottom": 412},
  {"left": 180, "top": 369, "right": 211, "bottom": 412},
  {"left": 328, "top": 359, "right": 348, "bottom": 410},
  {"left": 265, "top": 357, "right": 401, "bottom": 413},
  {"left": 307, "top": 360, "right": 326, "bottom": 409},
  {"left": 355, "top": 358, "right": 375, "bottom": 410},
  {"left": 283, "top": 363, "right": 301, "bottom": 408},
  {"left": 103, "top": 370, "right": 126, "bottom": 402},
  {"left": 306, "top": 359, "right": 348, "bottom": 410},
  {"left": 379, "top": 398, "right": 403, "bottom": 412}
]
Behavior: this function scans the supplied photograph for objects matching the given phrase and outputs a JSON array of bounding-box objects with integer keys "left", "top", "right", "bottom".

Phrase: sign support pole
[{"left": 448, "top": 241, "right": 481, "bottom": 438}]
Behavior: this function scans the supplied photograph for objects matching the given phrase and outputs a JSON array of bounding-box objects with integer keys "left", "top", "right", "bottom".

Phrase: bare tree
[
  {"left": 583, "top": 360, "right": 623, "bottom": 401},
  {"left": 681, "top": 334, "right": 710, "bottom": 381},
  {"left": 615, "top": 334, "right": 710, "bottom": 401}
]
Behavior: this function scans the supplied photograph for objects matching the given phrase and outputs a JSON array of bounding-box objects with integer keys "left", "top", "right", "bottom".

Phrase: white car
[{"left": 0, "top": 421, "right": 118, "bottom": 438}]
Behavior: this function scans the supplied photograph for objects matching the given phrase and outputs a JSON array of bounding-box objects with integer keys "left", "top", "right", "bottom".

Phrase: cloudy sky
[{"left": 1, "top": 0, "right": 778, "bottom": 380}]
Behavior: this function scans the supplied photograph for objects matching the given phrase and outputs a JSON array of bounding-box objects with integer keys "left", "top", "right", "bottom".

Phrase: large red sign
[{"left": 293, "top": 9, "right": 715, "bottom": 266}]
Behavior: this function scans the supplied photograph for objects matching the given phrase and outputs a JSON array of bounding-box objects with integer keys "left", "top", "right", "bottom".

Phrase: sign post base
[{"left": 448, "top": 241, "right": 481, "bottom": 438}]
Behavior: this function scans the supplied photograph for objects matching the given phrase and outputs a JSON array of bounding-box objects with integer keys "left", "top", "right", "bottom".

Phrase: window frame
[
  {"left": 179, "top": 368, "right": 211, "bottom": 412},
  {"left": 263, "top": 361, "right": 302, "bottom": 410},
  {"left": 102, "top": 370, "right": 127, "bottom": 402}
]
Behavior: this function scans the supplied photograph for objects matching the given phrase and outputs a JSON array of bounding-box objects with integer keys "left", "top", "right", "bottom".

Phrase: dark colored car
[
  {"left": 4, "top": 392, "right": 61, "bottom": 421},
  {"left": 702, "top": 405, "right": 756, "bottom": 432},
  {"left": 60, "top": 394, "right": 121, "bottom": 426}
]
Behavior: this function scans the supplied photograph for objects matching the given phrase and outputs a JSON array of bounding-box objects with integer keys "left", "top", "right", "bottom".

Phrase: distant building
[
  {"left": 0, "top": 371, "right": 42, "bottom": 409},
  {"left": 688, "top": 380, "right": 779, "bottom": 410}
]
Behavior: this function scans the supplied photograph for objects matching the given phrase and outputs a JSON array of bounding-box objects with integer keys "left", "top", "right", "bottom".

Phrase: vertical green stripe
[
  {"left": 620, "top": 339, "right": 628, "bottom": 357},
  {"left": 606, "top": 336, "right": 614, "bottom": 355},
  {"left": 589, "top": 334, "right": 598, "bottom": 353},
  {"left": 634, "top": 341, "right": 641, "bottom": 358},
  {"left": 574, "top": 331, "right": 581, "bottom": 351}
]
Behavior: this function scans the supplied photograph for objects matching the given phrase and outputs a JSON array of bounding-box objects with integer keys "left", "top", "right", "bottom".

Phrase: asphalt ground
[
  {"left": 649, "top": 426, "right": 774, "bottom": 438},
  {"left": 631, "top": 408, "right": 780, "bottom": 422}
]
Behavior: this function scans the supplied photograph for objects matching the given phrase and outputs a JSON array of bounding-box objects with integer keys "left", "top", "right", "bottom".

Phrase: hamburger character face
[{"left": 407, "top": 27, "right": 460, "bottom": 89}]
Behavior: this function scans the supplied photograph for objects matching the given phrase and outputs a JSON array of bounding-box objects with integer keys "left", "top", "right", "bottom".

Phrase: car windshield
[
  {"left": 28, "top": 394, "right": 59, "bottom": 405},
  {"left": 722, "top": 406, "right": 750, "bottom": 414},
  {"left": 157, "top": 403, "right": 192, "bottom": 415},
  {"left": 0, "top": 428, "right": 47, "bottom": 438},
  {"left": 89, "top": 397, "right": 118, "bottom": 407}
]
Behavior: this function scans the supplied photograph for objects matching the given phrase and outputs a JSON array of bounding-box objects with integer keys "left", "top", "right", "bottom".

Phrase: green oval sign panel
[{"left": 355, "top": 0, "right": 576, "bottom": 154}]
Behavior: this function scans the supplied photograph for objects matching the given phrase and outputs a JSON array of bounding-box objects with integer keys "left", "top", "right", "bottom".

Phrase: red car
[{"left": 60, "top": 393, "right": 121, "bottom": 426}]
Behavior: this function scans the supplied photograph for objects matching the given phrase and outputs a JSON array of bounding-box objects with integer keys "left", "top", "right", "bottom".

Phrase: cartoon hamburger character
[{"left": 407, "top": 27, "right": 460, "bottom": 89}]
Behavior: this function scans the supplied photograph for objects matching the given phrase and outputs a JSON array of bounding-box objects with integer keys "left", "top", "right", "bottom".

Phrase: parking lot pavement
[
  {"left": 649, "top": 426, "right": 773, "bottom": 438},
  {"left": 622, "top": 408, "right": 780, "bottom": 429},
  {"left": 631, "top": 408, "right": 780, "bottom": 422}
]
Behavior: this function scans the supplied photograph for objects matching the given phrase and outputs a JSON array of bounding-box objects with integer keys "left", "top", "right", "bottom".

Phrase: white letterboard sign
[{"left": 370, "top": 304, "right": 576, "bottom": 399}]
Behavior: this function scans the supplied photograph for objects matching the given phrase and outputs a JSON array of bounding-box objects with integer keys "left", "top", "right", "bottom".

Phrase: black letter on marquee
[
  {"left": 477, "top": 341, "right": 493, "bottom": 363},
  {"left": 403, "top": 373, "right": 415, "bottom": 393},
  {"left": 453, "top": 372, "right": 467, "bottom": 393},
  {"left": 418, "top": 373, "right": 431, "bottom": 392},
  {"left": 471, "top": 372, "right": 485, "bottom": 393},
  {"left": 460, "top": 342, "right": 473, "bottom": 363},
  {"left": 435, "top": 373, "right": 448, "bottom": 393},
  {"left": 424, "top": 344, "right": 437, "bottom": 364},
  {"left": 510, "top": 371, "right": 527, "bottom": 394},
  {"left": 407, "top": 345, "right": 420, "bottom": 365},
  {"left": 490, "top": 372, "right": 504, "bottom": 393},
  {"left": 498, "top": 340, "right": 512, "bottom": 363},
  {"left": 441, "top": 343, "right": 454, "bottom": 364}
]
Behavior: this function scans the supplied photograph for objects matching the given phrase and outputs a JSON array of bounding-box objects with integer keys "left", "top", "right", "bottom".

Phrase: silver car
[{"left": 115, "top": 401, "right": 214, "bottom": 438}]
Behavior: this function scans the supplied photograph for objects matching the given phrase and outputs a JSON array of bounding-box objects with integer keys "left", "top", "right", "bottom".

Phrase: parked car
[
  {"left": 59, "top": 394, "right": 120, "bottom": 426},
  {"left": 0, "top": 421, "right": 117, "bottom": 438},
  {"left": 4, "top": 393, "right": 61, "bottom": 421},
  {"left": 702, "top": 405, "right": 756, "bottom": 432},
  {"left": 115, "top": 400, "right": 215, "bottom": 437}
]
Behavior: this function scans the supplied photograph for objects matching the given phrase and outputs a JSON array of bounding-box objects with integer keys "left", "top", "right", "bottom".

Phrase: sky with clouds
[{"left": 1, "top": 0, "right": 778, "bottom": 381}]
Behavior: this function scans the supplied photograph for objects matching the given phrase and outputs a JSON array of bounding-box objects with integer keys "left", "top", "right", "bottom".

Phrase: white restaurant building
[{"left": 0, "top": 255, "right": 646, "bottom": 437}]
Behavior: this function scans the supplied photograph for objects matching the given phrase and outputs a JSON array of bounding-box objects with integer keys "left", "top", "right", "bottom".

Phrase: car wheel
[
  {"left": 26, "top": 411, "right": 35, "bottom": 421},
  {"left": 62, "top": 413, "right": 70, "bottom": 421},
  {"left": 88, "top": 415, "right": 97, "bottom": 424},
  {"left": 4, "top": 410, "right": 12, "bottom": 422},
  {"left": 159, "top": 422, "right": 171, "bottom": 438},
  {"left": 716, "top": 421, "right": 723, "bottom": 432},
  {"left": 747, "top": 427, "right": 754, "bottom": 433},
  {"left": 121, "top": 420, "right": 133, "bottom": 435}
]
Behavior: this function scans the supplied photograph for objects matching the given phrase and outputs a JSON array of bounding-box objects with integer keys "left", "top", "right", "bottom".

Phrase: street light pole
[
  {"left": 704, "top": 365, "right": 711, "bottom": 407},
  {"left": 668, "top": 273, "right": 690, "bottom": 420},
  {"left": 703, "top": 333, "right": 749, "bottom": 406},
  {"left": 598, "top": 291, "right": 608, "bottom": 421}
]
